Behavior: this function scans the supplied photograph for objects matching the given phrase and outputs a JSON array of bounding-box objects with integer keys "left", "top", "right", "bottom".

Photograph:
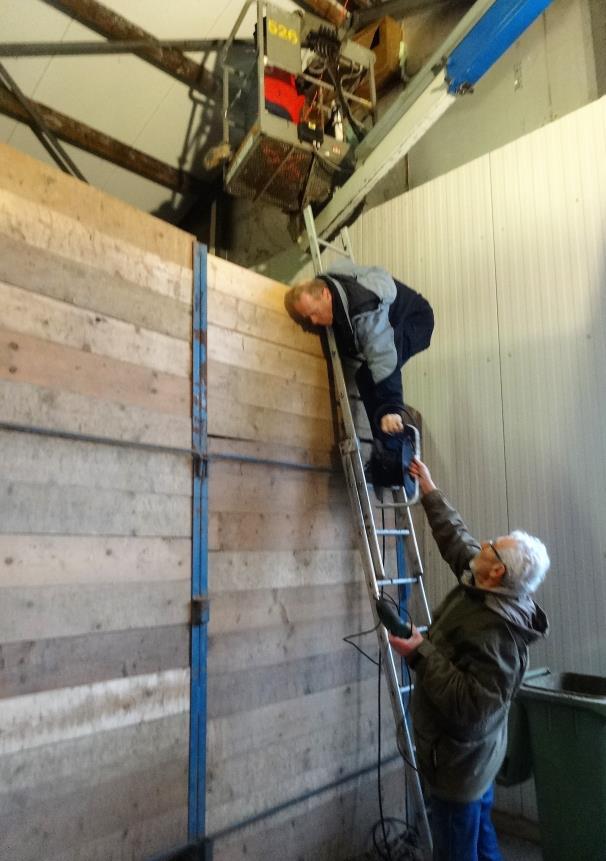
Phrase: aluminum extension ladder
[{"left": 303, "top": 205, "right": 433, "bottom": 854}]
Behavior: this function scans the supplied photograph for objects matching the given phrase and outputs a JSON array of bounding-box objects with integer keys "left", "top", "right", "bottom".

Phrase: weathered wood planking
[
  {"left": 209, "top": 548, "right": 362, "bottom": 593},
  {"left": 207, "top": 644, "right": 372, "bottom": 722},
  {"left": 0, "top": 535, "right": 191, "bottom": 589},
  {"left": 209, "top": 389, "right": 334, "bottom": 450},
  {"left": 0, "top": 579, "right": 364, "bottom": 643},
  {"left": 0, "top": 430, "right": 190, "bottom": 495},
  {"left": 0, "top": 188, "right": 192, "bottom": 305},
  {"left": 0, "top": 712, "right": 187, "bottom": 799},
  {"left": 0, "top": 231, "right": 317, "bottom": 357},
  {"left": 0, "top": 756, "right": 187, "bottom": 861},
  {"left": 0, "top": 137, "right": 388, "bottom": 861},
  {"left": 208, "top": 435, "right": 335, "bottom": 470},
  {"left": 0, "top": 327, "right": 189, "bottom": 416},
  {"left": 43, "top": 809, "right": 188, "bottom": 861},
  {"left": 208, "top": 254, "right": 298, "bottom": 315},
  {"left": 0, "top": 280, "right": 190, "bottom": 377},
  {"left": 0, "top": 148, "right": 194, "bottom": 267},
  {"left": 0, "top": 330, "right": 330, "bottom": 449},
  {"left": 0, "top": 668, "right": 189, "bottom": 756},
  {"left": 206, "top": 711, "right": 394, "bottom": 827},
  {"left": 209, "top": 323, "right": 329, "bottom": 389},
  {"left": 210, "top": 359, "right": 331, "bottom": 420},
  {"left": 0, "top": 143, "right": 195, "bottom": 860},
  {"left": 0, "top": 541, "right": 356, "bottom": 592},
  {"left": 207, "top": 676, "right": 383, "bottom": 764},
  {"left": 0, "top": 480, "right": 191, "bottom": 536},
  {"left": 209, "top": 508, "right": 355, "bottom": 551},
  {"left": 209, "top": 459, "right": 347, "bottom": 513},
  {"left": 208, "top": 748, "right": 403, "bottom": 841},
  {"left": 0, "top": 232, "right": 192, "bottom": 341},
  {"left": 0, "top": 379, "right": 192, "bottom": 449},
  {"left": 0, "top": 580, "right": 190, "bottom": 644},
  {"left": 0, "top": 624, "right": 189, "bottom": 698},
  {"left": 208, "top": 289, "right": 323, "bottom": 357},
  {"left": 210, "top": 762, "right": 404, "bottom": 861},
  {"left": 208, "top": 613, "right": 369, "bottom": 675}
]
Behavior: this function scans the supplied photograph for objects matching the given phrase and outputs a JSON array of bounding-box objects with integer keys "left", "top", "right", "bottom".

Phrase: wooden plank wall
[
  {"left": 0, "top": 143, "right": 409, "bottom": 860},
  {"left": 0, "top": 143, "right": 193, "bottom": 860},
  {"left": 205, "top": 256, "right": 406, "bottom": 859}
]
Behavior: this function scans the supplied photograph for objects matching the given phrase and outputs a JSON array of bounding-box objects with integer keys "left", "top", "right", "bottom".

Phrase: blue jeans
[{"left": 430, "top": 784, "right": 503, "bottom": 861}]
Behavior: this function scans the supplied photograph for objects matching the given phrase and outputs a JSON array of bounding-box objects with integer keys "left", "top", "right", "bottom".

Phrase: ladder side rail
[
  {"left": 304, "top": 205, "right": 432, "bottom": 854},
  {"left": 341, "top": 455, "right": 417, "bottom": 750},
  {"left": 326, "top": 288, "right": 433, "bottom": 851},
  {"left": 396, "top": 487, "right": 433, "bottom": 626}
]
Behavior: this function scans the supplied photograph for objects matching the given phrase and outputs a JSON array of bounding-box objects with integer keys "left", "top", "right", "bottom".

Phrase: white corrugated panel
[
  {"left": 350, "top": 156, "right": 508, "bottom": 612},
  {"left": 346, "top": 96, "right": 606, "bottom": 823},
  {"left": 491, "top": 97, "right": 606, "bottom": 676}
]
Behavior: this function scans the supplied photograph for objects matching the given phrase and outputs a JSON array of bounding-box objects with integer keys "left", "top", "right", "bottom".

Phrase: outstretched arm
[{"left": 412, "top": 458, "right": 480, "bottom": 580}]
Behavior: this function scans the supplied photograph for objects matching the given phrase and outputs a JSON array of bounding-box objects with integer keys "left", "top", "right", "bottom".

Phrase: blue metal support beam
[
  {"left": 446, "top": 0, "right": 554, "bottom": 94},
  {"left": 308, "top": 0, "right": 555, "bottom": 241},
  {"left": 189, "top": 243, "right": 210, "bottom": 845}
]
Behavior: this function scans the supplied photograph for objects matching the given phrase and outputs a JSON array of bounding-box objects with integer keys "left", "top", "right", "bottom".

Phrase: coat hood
[{"left": 460, "top": 571, "right": 549, "bottom": 643}]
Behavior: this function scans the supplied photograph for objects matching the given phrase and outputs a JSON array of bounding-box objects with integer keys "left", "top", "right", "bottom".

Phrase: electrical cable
[{"left": 343, "top": 622, "right": 381, "bottom": 667}]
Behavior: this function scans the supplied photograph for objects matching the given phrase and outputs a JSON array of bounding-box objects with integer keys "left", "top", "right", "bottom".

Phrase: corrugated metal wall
[{"left": 349, "top": 95, "right": 606, "bottom": 821}]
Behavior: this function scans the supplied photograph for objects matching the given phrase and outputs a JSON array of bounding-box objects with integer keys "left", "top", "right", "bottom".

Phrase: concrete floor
[{"left": 499, "top": 832, "right": 543, "bottom": 860}]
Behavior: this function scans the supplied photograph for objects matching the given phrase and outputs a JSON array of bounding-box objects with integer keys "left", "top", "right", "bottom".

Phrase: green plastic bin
[{"left": 519, "top": 670, "right": 606, "bottom": 861}]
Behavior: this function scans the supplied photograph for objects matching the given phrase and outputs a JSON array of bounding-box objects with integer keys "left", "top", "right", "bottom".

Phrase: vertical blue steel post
[{"left": 189, "top": 243, "right": 209, "bottom": 843}]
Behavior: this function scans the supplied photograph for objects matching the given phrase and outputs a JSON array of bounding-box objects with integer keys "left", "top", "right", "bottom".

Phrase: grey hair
[{"left": 499, "top": 530, "right": 550, "bottom": 593}]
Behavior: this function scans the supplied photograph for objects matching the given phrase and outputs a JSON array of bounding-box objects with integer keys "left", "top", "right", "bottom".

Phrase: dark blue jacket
[{"left": 319, "top": 262, "right": 434, "bottom": 421}]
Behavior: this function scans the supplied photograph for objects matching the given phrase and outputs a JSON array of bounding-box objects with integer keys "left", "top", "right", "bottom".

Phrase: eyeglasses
[{"left": 489, "top": 541, "right": 507, "bottom": 573}]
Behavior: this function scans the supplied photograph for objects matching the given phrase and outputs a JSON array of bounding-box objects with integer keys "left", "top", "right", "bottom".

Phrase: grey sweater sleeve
[
  {"left": 421, "top": 490, "right": 481, "bottom": 580},
  {"left": 353, "top": 305, "right": 398, "bottom": 383}
]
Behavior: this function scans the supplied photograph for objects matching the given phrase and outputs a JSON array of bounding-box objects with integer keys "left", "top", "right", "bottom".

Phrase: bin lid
[{"left": 521, "top": 671, "right": 606, "bottom": 715}]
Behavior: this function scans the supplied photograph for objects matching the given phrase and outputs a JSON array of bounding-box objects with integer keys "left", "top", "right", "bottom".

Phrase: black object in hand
[{"left": 375, "top": 596, "right": 412, "bottom": 639}]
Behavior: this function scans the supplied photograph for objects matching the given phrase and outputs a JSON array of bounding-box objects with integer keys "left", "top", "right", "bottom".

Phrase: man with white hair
[{"left": 390, "top": 456, "right": 550, "bottom": 861}]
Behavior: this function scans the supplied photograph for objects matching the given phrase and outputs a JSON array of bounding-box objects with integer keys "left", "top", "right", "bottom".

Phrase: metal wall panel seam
[
  {"left": 487, "top": 152, "right": 511, "bottom": 533},
  {"left": 189, "top": 242, "right": 209, "bottom": 843}
]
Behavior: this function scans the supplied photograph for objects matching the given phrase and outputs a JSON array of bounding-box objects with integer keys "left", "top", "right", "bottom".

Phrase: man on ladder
[
  {"left": 390, "top": 456, "right": 550, "bottom": 860},
  {"left": 293, "top": 207, "right": 436, "bottom": 855},
  {"left": 284, "top": 260, "right": 434, "bottom": 490}
]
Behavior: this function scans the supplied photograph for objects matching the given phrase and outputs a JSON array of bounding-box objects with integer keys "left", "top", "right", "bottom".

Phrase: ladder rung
[
  {"left": 358, "top": 436, "right": 374, "bottom": 444},
  {"left": 399, "top": 683, "right": 415, "bottom": 695},
  {"left": 374, "top": 502, "right": 410, "bottom": 509},
  {"left": 376, "top": 528, "right": 410, "bottom": 536},
  {"left": 418, "top": 625, "right": 429, "bottom": 634},
  {"left": 376, "top": 577, "right": 418, "bottom": 587}
]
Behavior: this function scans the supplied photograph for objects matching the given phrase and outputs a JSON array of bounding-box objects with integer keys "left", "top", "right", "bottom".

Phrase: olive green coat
[{"left": 410, "top": 490, "right": 548, "bottom": 802}]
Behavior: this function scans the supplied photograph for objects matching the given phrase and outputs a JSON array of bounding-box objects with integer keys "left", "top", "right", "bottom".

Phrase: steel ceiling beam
[
  {"left": 40, "top": 0, "right": 216, "bottom": 96},
  {"left": 0, "top": 83, "right": 210, "bottom": 196},
  {"left": 0, "top": 62, "right": 86, "bottom": 180},
  {"left": 0, "top": 39, "right": 253, "bottom": 58}
]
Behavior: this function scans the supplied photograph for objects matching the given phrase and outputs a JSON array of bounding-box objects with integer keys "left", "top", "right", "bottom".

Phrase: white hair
[{"left": 499, "top": 530, "right": 550, "bottom": 593}]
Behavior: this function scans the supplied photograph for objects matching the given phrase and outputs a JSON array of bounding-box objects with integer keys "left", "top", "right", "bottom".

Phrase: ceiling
[
  {"left": 0, "top": 0, "right": 279, "bottom": 223},
  {"left": 0, "top": 0, "right": 462, "bottom": 228}
]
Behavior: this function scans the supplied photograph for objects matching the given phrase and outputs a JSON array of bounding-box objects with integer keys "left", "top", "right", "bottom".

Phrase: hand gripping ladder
[{"left": 303, "top": 206, "right": 433, "bottom": 854}]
